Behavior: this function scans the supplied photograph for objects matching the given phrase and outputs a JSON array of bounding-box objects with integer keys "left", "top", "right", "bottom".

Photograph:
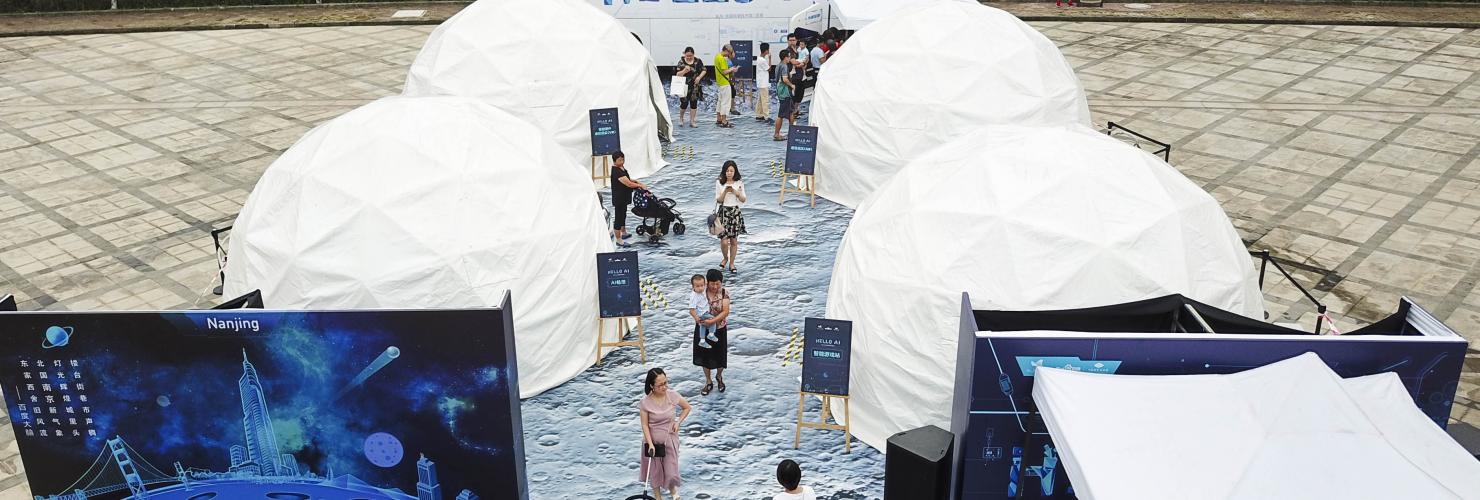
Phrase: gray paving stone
[{"left": 0, "top": 22, "right": 1478, "bottom": 496}]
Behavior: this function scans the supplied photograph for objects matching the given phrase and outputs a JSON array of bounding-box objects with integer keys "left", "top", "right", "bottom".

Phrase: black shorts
[
  {"left": 613, "top": 202, "right": 628, "bottom": 230},
  {"left": 680, "top": 84, "right": 701, "bottom": 110}
]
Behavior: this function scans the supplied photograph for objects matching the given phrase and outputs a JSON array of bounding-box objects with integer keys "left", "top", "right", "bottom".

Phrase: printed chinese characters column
[{"left": 15, "top": 358, "right": 94, "bottom": 440}]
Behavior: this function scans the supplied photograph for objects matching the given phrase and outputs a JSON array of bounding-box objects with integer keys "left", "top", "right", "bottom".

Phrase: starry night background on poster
[{"left": 0, "top": 309, "right": 520, "bottom": 500}]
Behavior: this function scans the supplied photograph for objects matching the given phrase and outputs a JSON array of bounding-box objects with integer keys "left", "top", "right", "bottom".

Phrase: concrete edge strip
[
  {"left": 5, "top": 100, "right": 1477, "bottom": 114},
  {"left": 0, "top": 14, "right": 1478, "bottom": 39},
  {"left": 0, "top": 18, "right": 444, "bottom": 38}
]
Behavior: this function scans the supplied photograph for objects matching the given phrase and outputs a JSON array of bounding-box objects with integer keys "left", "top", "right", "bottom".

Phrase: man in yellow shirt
[{"left": 714, "top": 44, "right": 737, "bottom": 128}]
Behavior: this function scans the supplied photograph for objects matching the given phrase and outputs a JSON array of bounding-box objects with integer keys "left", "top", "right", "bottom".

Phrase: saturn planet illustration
[{"left": 42, "top": 325, "right": 73, "bottom": 349}]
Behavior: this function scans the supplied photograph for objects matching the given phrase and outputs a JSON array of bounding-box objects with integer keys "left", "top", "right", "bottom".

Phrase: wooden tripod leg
[{"left": 794, "top": 392, "right": 805, "bottom": 449}]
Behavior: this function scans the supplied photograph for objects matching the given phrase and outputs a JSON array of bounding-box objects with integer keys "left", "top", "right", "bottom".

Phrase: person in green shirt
[{"left": 713, "top": 45, "right": 737, "bottom": 128}]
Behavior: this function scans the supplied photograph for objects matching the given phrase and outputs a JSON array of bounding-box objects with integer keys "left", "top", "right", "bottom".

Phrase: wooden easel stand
[
  {"left": 595, "top": 316, "right": 645, "bottom": 366},
  {"left": 778, "top": 172, "right": 816, "bottom": 207},
  {"left": 795, "top": 391, "right": 851, "bottom": 453}
]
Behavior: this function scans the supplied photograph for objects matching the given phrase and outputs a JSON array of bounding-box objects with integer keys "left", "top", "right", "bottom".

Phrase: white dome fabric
[
  {"left": 811, "top": 1, "right": 1092, "bottom": 208},
  {"left": 826, "top": 125, "right": 1265, "bottom": 451},
  {"left": 404, "top": 0, "right": 673, "bottom": 179},
  {"left": 223, "top": 96, "right": 615, "bottom": 398}
]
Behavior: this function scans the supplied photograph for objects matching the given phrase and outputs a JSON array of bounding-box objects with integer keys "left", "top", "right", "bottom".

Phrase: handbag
[
  {"left": 644, "top": 442, "right": 667, "bottom": 458},
  {"left": 669, "top": 75, "right": 686, "bottom": 97},
  {"left": 707, "top": 204, "right": 723, "bottom": 236}
]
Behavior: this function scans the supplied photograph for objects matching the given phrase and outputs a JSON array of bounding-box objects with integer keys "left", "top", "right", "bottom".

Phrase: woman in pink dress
[{"left": 639, "top": 367, "right": 693, "bottom": 500}]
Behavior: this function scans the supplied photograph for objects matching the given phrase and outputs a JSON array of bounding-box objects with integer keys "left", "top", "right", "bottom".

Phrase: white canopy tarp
[
  {"left": 810, "top": 1, "right": 1091, "bottom": 208},
  {"left": 789, "top": 0, "right": 943, "bottom": 33},
  {"left": 223, "top": 96, "right": 616, "bottom": 399},
  {"left": 404, "top": 0, "right": 673, "bottom": 179},
  {"left": 1033, "top": 352, "right": 1480, "bottom": 500},
  {"left": 826, "top": 125, "right": 1264, "bottom": 451}
]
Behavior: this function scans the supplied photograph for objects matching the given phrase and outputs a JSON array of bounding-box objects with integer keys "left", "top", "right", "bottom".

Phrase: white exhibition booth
[
  {"left": 224, "top": 96, "right": 616, "bottom": 398},
  {"left": 1035, "top": 353, "right": 1480, "bottom": 500},
  {"left": 406, "top": 0, "right": 673, "bottom": 179}
]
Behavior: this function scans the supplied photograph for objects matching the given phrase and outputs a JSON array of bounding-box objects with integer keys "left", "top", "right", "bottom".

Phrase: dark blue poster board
[
  {"left": 597, "top": 251, "right": 641, "bottom": 318},
  {"left": 0, "top": 294, "right": 15, "bottom": 311},
  {"left": 801, "top": 318, "right": 851, "bottom": 396},
  {"left": 951, "top": 310, "right": 1467, "bottom": 499},
  {"left": 589, "top": 107, "right": 621, "bottom": 156},
  {"left": 0, "top": 297, "right": 527, "bottom": 500},
  {"left": 784, "top": 125, "right": 818, "bottom": 176},
  {"left": 731, "top": 40, "right": 754, "bottom": 80}
]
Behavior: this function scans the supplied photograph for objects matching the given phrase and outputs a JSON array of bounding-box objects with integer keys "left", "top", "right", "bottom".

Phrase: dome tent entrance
[
  {"left": 826, "top": 125, "right": 1265, "bottom": 451},
  {"left": 810, "top": 1, "right": 1091, "bottom": 208},
  {"left": 223, "top": 96, "right": 617, "bottom": 399},
  {"left": 405, "top": 0, "right": 673, "bottom": 180}
]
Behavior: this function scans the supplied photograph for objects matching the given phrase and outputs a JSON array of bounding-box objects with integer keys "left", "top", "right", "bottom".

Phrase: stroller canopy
[
  {"left": 826, "top": 124, "right": 1264, "bottom": 451},
  {"left": 225, "top": 96, "right": 615, "bottom": 399},
  {"left": 811, "top": 1, "right": 1090, "bottom": 208},
  {"left": 405, "top": 0, "right": 673, "bottom": 180}
]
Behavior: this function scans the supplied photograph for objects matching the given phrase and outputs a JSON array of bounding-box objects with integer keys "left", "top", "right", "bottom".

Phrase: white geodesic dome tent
[
  {"left": 223, "top": 96, "right": 615, "bottom": 398},
  {"left": 404, "top": 0, "right": 673, "bottom": 179},
  {"left": 811, "top": 0, "right": 1092, "bottom": 208},
  {"left": 826, "top": 125, "right": 1265, "bottom": 451}
]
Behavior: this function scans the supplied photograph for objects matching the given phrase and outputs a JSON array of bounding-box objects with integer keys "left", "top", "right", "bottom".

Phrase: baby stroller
[{"left": 631, "top": 189, "right": 686, "bottom": 243}]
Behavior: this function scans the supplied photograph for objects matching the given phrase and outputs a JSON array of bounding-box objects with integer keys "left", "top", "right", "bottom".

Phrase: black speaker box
[{"left": 885, "top": 424, "right": 954, "bottom": 500}]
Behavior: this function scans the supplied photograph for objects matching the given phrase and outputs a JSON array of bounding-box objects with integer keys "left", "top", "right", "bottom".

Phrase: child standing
[{"left": 688, "top": 274, "right": 719, "bottom": 348}]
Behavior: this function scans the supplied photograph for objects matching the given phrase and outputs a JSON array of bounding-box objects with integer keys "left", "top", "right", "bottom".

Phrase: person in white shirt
[
  {"left": 774, "top": 460, "right": 817, "bottom": 500},
  {"left": 714, "top": 160, "right": 747, "bottom": 274},
  {"left": 754, "top": 42, "right": 772, "bottom": 123}
]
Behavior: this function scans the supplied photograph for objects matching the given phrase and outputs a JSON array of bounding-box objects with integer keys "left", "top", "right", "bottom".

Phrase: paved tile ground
[{"left": 0, "top": 22, "right": 1478, "bottom": 496}]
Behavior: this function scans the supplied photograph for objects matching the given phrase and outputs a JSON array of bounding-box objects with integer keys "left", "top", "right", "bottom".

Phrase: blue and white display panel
[
  {"left": 950, "top": 295, "right": 1467, "bottom": 500},
  {"left": 0, "top": 300, "right": 526, "bottom": 500}
]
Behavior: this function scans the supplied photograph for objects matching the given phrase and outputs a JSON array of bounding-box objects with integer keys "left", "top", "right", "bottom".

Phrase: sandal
[
  {"left": 701, "top": 383, "right": 713, "bottom": 396},
  {"left": 717, "top": 380, "right": 726, "bottom": 393},
  {"left": 773, "top": 135, "right": 785, "bottom": 141}
]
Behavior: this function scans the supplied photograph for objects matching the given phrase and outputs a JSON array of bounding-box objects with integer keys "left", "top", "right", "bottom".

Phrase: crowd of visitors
[{"left": 614, "top": 28, "right": 848, "bottom": 497}]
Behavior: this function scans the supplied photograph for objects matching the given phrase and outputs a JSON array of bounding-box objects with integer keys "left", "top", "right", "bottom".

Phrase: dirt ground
[{"left": 0, "top": 1, "right": 1477, "bottom": 37}]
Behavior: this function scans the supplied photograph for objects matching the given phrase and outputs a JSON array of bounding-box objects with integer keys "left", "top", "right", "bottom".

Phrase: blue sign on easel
[
  {"left": 596, "top": 251, "right": 641, "bottom": 318},
  {"left": 784, "top": 125, "right": 818, "bottom": 176},
  {"left": 801, "top": 317, "right": 851, "bottom": 396},
  {"left": 731, "top": 40, "right": 754, "bottom": 80},
  {"left": 589, "top": 108, "right": 621, "bottom": 156}
]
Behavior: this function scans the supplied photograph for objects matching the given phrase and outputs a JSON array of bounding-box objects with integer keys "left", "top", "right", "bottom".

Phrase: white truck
[{"left": 586, "top": 0, "right": 814, "bottom": 67}]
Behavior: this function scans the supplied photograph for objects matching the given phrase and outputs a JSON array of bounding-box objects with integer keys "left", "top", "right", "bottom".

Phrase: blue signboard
[
  {"left": 0, "top": 298, "right": 528, "bottom": 500},
  {"left": 597, "top": 251, "right": 641, "bottom": 318},
  {"left": 784, "top": 125, "right": 818, "bottom": 176},
  {"left": 801, "top": 318, "right": 851, "bottom": 396},
  {"left": 589, "top": 107, "right": 621, "bottom": 156},
  {"left": 952, "top": 327, "right": 1466, "bottom": 499},
  {"left": 731, "top": 40, "right": 754, "bottom": 80}
]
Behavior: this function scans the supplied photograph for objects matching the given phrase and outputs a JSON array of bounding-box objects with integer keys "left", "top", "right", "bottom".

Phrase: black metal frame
[
  {"left": 1250, "top": 250, "right": 1328, "bottom": 334},
  {"left": 210, "top": 225, "right": 231, "bottom": 296},
  {"left": 1105, "top": 122, "right": 1171, "bottom": 162}
]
